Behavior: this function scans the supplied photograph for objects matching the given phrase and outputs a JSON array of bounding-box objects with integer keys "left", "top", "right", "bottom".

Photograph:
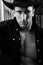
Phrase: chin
[{"left": 20, "top": 25, "right": 25, "bottom": 28}]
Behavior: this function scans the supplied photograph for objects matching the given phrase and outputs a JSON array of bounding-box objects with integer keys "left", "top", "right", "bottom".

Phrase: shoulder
[
  {"left": 0, "top": 19, "right": 13, "bottom": 26},
  {"left": 2, "top": 19, "right": 13, "bottom": 26},
  {"left": 35, "top": 25, "right": 43, "bottom": 32},
  {"left": 35, "top": 25, "right": 43, "bottom": 37},
  {"left": 0, "top": 19, "right": 16, "bottom": 30}
]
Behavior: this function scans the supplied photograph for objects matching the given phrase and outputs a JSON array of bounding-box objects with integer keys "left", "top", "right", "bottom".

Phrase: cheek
[
  {"left": 15, "top": 13, "right": 22, "bottom": 20},
  {"left": 28, "top": 10, "right": 33, "bottom": 16},
  {"left": 27, "top": 16, "right": 32, "bottom": 22},
  {"left": 27, "top": 17, "right": 32, "bottom": 25},
  {"left": 27, "top": 12, "right": 33, "bottom": 23},
  {"left": 29, "top": 12, "right": 34, "bottom": 17},
  {"left": 15, "top": 13, "right": 23, "bottom": 25}
]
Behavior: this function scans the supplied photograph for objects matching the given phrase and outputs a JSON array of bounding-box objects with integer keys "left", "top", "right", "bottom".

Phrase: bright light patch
[{"left": 27, "top": 6, "right": 35, "bottom": 17}]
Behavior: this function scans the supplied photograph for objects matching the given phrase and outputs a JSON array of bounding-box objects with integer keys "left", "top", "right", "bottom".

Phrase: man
[{"left": 0, "top": 0, "right": 43, "bottom": 65}]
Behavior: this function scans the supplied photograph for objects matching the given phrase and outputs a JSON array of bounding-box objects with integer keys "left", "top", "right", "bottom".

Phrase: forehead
[{"left": 14, "top": 6, "right": 34, "bottom": 11}]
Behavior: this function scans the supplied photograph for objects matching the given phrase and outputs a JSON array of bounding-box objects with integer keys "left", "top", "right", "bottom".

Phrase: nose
[
  {"left": 22, "top": 12, "right": 28, "bottom": 25},
  {"left": 22, "top": 12, "right": 26, "bottom": 21}
]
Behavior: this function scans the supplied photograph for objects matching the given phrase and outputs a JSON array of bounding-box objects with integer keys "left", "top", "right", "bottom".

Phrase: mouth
[
  {"left": 21, "top": 23, "right": 29, "bottom": 28},
  {"left": 19, "top": 20, "right": 30, "bottom": 28},
  {"left": 23, "top": 21, "right": 28, "bottom": 25}
]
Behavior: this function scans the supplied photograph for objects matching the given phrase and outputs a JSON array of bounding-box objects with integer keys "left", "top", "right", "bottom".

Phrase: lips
[{"left": 20, "top": 20, "right": 30, "bottom": 28}]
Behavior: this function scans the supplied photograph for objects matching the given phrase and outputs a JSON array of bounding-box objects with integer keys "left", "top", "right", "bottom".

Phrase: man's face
[{"left": 13, "top": 6, "right": 35, "bottom": 30}]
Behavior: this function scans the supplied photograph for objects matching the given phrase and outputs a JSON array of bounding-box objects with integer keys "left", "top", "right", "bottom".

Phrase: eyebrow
[
  {"left": 16, "top": 10, "right": 30, "bottom": 14},
  {"left": 15, "top": 8, "right": 31, "bottom": 13},
  {"left": 16, "top": 10, "right": 22, "bottom": 12}
]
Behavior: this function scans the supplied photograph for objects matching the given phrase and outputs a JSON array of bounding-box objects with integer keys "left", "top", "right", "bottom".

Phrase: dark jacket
[
  {"left": 0, "top": 17, "right": 43, "bottom": 65},
  {"left": 0, "top": 18, "right": 22, "bottom": 65}
]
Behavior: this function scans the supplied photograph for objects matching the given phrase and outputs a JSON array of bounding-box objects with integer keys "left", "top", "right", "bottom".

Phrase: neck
[{"left": 21, "top": 26, "right": 35, "bottom": 34}]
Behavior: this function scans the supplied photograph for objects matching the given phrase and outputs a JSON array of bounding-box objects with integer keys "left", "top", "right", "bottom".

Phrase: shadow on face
[{"left": 13, "top": 6, "right": 35, "bottom": 30}]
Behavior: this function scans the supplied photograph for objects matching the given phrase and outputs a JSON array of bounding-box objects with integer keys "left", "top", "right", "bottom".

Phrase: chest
[
  {"left": 20, "top": 31, "right": 35, "bottom": 45},
  {"left": 20, "top": 31, "right": 37, "bottom": 58}
]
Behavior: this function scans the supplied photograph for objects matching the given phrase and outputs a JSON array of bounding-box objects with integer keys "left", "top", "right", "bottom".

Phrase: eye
[
  {"left": 17, "top": 11, "right": 22, "bottom": 14},
  {"left": 25, "top": 10, "right": 30, "bottom": 14}
]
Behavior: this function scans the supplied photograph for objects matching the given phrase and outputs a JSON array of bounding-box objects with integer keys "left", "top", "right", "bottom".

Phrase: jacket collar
[{"left": 13, "top": 17, "right": 22, "bottom": 31}]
